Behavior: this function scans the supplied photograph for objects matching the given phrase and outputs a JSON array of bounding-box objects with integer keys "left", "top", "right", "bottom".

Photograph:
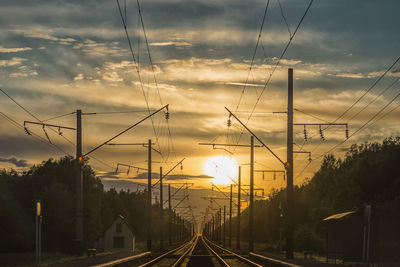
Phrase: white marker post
[{"left": 36, "top": 200, "right": 41, "bottom": 266}]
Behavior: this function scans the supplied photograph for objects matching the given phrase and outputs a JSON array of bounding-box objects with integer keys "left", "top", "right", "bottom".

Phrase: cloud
[
  {"left": 73, "top": 40, "right": 126, "bottom": 56},
  {"left": 73, "top": 73, "right": 84, "bottom": 81},
  {"left": 13, "top": 29, "right": 59, "bottom": 41},
  {"left": 0, "top": 157, "right": 30, "bottom": 167},
  {"left": 8, "top": 65, "right": 38, "bottom": 77},
  {"left": 0, "top": 57, "right": 27, "bottom": 67},
  {"left": 150, "top": 41, "right": 192, "bottom": 47},
  {"left": 102, "top": 71, "right": 123, "bottom": 82},
  {"left": 0, "top": 46, "right": 32, "bottom": 53}
]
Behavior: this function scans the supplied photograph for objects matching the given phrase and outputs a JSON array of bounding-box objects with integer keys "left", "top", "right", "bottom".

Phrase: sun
[{"left": 204, "top": 156, "right": 238, "bottom": 185}]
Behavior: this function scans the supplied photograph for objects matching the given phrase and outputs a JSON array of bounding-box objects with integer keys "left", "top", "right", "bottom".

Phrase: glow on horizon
[{"left": 203, "top": 156, "right": 238, "bottom": 185}]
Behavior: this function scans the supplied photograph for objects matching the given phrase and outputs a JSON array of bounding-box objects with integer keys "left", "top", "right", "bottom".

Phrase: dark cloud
[
  {"left": 0, "top": 157, "right": 29, "bottom": 167},
  {"left": 392, "top": 69, "right": 400, "bottom": 73}
]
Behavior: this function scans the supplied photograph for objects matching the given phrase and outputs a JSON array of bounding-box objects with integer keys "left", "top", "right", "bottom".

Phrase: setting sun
[{"left": 203, "top": 156, "right": 238, "bottom": 185}]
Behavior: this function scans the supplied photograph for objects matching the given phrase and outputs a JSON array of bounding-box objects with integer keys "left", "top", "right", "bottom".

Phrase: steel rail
[
  {"left": 171, "top": 235, "right": 199, "bottom": 267},
  {"left": 201, "top": 236, "right": 230, "bottom": 267},
  {"left": 138, "top": 235, "right": 196, "bottom": 267},
  {"left": 203, "top": 235, "right": 263, "bottom": 267}
]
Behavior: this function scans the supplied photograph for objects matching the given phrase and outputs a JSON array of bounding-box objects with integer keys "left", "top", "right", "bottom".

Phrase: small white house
[{"left": 104, "top": 215, "right": 136, "bottom": 252}]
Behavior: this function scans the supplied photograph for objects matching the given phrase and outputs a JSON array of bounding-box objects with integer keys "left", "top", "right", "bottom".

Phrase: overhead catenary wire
[
  {"left": 235, "top": 0, "right": 271, "bottom": 113},
  {"left": 277, "top": 0, "right": 292, "bottom": 38},
  {"left": 116, "top": 0, "right": 178, "bottom": 169},
  {"left": 229, "top": 0, "right": 314, "bottom": 155},
  {"left": 294, "top": 57, "right": 400, "bottom": 180},
  {"left": 331, "top": 55, "right": 400, "bottom": 125},
  {"left": 321, "top": 88, "right": 400, "bottom": 157},
  {"left": 0, "top": 111, "right": 72, "bottom": 156},
  {"left": 0, "top": 88, "right": 118, "bottom": 171}
]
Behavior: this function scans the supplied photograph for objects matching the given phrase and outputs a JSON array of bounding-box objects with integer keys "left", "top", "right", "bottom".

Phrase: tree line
[
  {"left": 0, "top": 156, "right": 185, "bottom": 253},
  {"left": 227, "top": 137, "right": 400, "bottom": 260}
]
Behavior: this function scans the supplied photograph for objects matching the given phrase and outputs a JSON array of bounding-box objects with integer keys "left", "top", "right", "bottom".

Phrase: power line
[
  {"left": 235, "top": 0, "right": 271, "bottom": 112},
  {"left": 294, "top": 108, "right": 329, "bottom": 123},
  {"left": 0, "top": 111, "right": 71, "bottom": 156},
  {"left": 332, "top": 55, "right": 400, "bottom": 124},
  {"left": 230, "top": 0, "right": 314, "bottom": 154},
  {"left": 42, "top": 112, "right": 75, "bottom": 122},
  {"left": 294, "top": 57, "right": 400, "bottom": 179},
  {"left": 322, "top": 88, "right": 400, "bottom": 156},
  {"left": 1, "top": 88, "right": 116, "bottom": 171},
  {"left": 277, "top": 0, "right": 292, "bottom": 38},
  {"left": 116, "top": 0, "right": 178, "bottom": 170},
  {"left": 347, "top": 77, "right": 400, "bottom": 122}
]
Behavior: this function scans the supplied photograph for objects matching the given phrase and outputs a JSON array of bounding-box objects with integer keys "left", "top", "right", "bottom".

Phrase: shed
[
  {"left": 323, "top": 205, "right": 377, "bottom": 264},
  {"left": 104, "top": 215, "right": 136, "bottom": 252}
]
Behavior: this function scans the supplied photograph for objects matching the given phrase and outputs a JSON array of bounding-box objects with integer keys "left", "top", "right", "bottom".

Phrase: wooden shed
[{"left": 104, "top": 215, "right": 136, "bottom": 252}]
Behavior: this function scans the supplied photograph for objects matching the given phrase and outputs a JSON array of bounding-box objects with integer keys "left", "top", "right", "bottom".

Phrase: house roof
[
  {"left": 104, "top": 214, "right": 136, "bottom": 235},
  {"left": 323, "top": 211, "right": 357, "bottom": 221}
]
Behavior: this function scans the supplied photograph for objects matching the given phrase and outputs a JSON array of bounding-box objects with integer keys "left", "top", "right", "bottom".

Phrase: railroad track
[
  {"left": 98, "top": 234, "right": 301, "bottom": 266},
  {"left": 120, "top": 234, "right": 264, "bottom": 267}
]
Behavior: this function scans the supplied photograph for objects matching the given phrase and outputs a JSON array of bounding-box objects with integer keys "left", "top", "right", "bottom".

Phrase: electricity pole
[
  {"left": 147, "top": 139, "right": 152, "bottom": 251},
  {"left": 168, "top": 184, "right": 172, "bottom": 246},
  {"left": 223, "top": 205, "right": 226, "bottom": 246},
  {"left": 249, "top": 135, "right": 254, "bottom": 252},
  {"left": 219, "top": 208, "right": 222, "bottom": 243},
  {"left": 237, "top": 165, "right": 241, "bottom": 250},
  {"left": 76, "top": 109, "right": 83, "bottom": 255},
  {"left": 160, "top": 166, "right": 164, "bottom": 250},
  {"left": 286, "top": 68, "right": 294, "bottom": 259},
  {"left": 229, "top": 184, "right": 232, "bottom": 247}
]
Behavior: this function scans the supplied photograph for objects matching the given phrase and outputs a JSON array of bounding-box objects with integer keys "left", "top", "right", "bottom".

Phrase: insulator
[
  {"left": 115, "top": 167, "right": 119, "bottom": 173},
  {"left": 303, "top": 125, "right": 308, "bottom": 141},
  {"left": 165, "top": 112, "right": 170, "bottom": 120},
  {"left": 24, "top": 127, "right": 31, "bottom": 135},
  {"left": 309, "top": 153, "right": 312, "bottom": 163},
  {"left": 227, "top": 118, "right": 231, "bottom": 127},
  {"left": 262, "top": 172, "right": 264, "bottom": 180},
  {"left": 283, "top": 173, "right": 286, "bottom": 181},
  {"left": 127, "top": 166, "right": 130, "bottom": 175},
  {"left": 180, "top": 163, "right": 183, "bottom": 170},
  {"left": 58, "top": 127, "right": 62, "bottom": 135},
  {"left": 274, "top": 171, "right": 276, "bottom": 180},
  {"left": 136, "top": 168, "right": 139, "bottom": 174},
  {"left": 262, "top": 191, "right": 264, "bottom": 196},
  {"left": 345, "top": 125, "right": 349, "bottom": 139},
  {"left": 319, "top": 125, "right": 325, "bottom": 141}
]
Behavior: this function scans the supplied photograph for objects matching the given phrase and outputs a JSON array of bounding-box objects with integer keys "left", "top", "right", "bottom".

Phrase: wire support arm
[
  {"left": 225, "top": 107, "right": 285, "bottom": 166},
  {"left": 83, "top": 104, "right": 168, "bottom": 157},
  {"left": 24, "top": 121, "right": 76, "bottom": 131}
]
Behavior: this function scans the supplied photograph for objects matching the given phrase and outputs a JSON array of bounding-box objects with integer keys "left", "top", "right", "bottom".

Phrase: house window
[
  {"left": 113, "top": 236, "right": 124, "bottom": 248},
  {"left": 116, "top": 222, "right": 122, "bottom": 233}
]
